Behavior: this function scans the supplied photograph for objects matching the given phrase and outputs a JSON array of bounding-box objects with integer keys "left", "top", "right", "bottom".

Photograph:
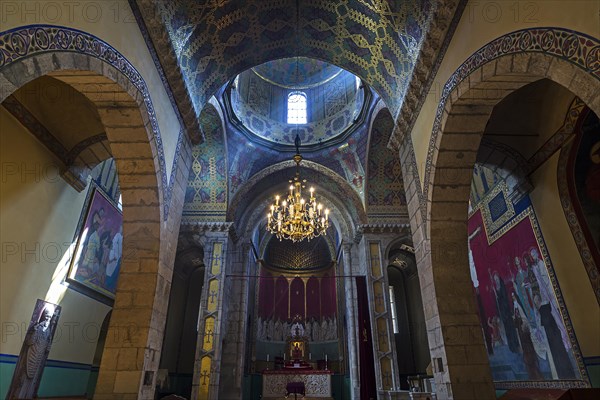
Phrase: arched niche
[{"left": 386, "top": 246, "right": 430, "bottom": 389}]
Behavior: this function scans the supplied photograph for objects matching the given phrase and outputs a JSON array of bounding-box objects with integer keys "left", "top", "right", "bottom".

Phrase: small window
[
  {"left": 287, "top": 92, "right": 307, "bottom": 124},
  {"left": 389, "top": 286, "right": 399, "bottom": 334}
]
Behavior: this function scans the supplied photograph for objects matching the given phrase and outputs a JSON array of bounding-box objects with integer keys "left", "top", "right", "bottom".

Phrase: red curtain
[
  {"left": 321, "top": 273, "right": 337, "bottom": 317},
  {"left": 258, "top": 269, "right": 274, "bottom": 319},
  {"left": 274, "top": 276, "right": 289, "bottom": 320},
  {"left": 306, "top": 277, "right": 320, "bottom": 319},
  {"left": 289, "top": 277, "right": 305, "bottom": 320}
]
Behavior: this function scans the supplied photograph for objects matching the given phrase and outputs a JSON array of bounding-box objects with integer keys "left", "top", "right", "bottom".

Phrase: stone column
[
  {"left": 218, "top": 241, "right": 253, "bottom": 399},
  {"left": 342, "top": 242, "right": 360, "bottom": 400},
  {"left": 93, "top": 130, "right": 192, "bottom": 400},
  {"left": 398, "top": 135, "right": 495, "bottom": 400},
  {"left": 190, "top": 226, "right": 231, "bottom": 400}
]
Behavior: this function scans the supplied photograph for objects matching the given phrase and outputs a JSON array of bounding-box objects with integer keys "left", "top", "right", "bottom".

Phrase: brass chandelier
[{"left": 267, "top": 135, "right": 329, "bottom": 242}]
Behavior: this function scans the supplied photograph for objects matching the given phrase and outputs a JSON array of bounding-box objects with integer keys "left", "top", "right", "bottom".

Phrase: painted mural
[
  {"left": 468, "top": 165, "right": 584, "bottom": 385},
  {"left": 469, "top": 208, "right": 580, "bottom": 382},
  {"left": 330, "top": 139, "right": 365, "bottom": 196},
  {"left": 183, "top": 104, "right": 227, "bottom": 222},
  {"left": 157, "top": 0, "right": 434, "bottom": 115},
  {"left": 367, "top": 108, "right": 407, "bottom": 223}
]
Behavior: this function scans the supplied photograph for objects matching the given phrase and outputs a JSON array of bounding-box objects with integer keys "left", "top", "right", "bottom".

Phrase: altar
[{"left": 262, "top": 369, "right": 333, "bottom": 398}]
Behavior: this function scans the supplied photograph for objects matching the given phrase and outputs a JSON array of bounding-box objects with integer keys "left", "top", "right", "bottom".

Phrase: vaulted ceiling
[
  {"left": 135, "top": 0, "right": 465, "bottom": 241},
  {"left": 152, "top": 0, "right": 433, "bottom": 115},
  {"left": 134, "top": 0, "right": 463, "bottom": 142}
]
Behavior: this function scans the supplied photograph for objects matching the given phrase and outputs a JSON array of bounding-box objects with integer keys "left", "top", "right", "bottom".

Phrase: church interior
[{"left": 0, "top": 1, "right": 599, "bottom": 399}]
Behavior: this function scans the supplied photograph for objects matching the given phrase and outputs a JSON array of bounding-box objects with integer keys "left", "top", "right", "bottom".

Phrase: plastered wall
[
  {"left": 529, "top": 151, "right": 600, "bottom": 357},
  {"left": 0, "top": 0, "right": 181, "bottom": 181},
  {"left": 0, "top": 106, "right": 111, "bottom": 395},
  {"left": 411, "top": 0, "right": 600, "bottom": 183}
]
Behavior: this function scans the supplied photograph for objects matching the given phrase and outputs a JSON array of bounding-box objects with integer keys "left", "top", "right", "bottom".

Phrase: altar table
[{"left": 262, "top": 370, "right": 332, "bottom": 398}]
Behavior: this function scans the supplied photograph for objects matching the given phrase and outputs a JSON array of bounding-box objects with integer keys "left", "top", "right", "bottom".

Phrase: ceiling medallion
[{"left": 267, "top": 135, "right": 329, "bottom": 242}]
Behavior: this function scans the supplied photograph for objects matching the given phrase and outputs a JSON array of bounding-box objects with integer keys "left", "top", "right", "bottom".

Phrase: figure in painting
[
  {"left": 105, "top": 225, "right": 122, "bottom": 292},
  {"left": 79, "top": 208, "right": 105, "bottom": 278},
  {"left": 292, "top": 342, "right": 302, "bottom": 360},
  {"left": 534, "top": 294, "right": 576, "bottom": 379},
  {"left": 469, "top": 226, "right": 493, "bottom": 353},
  {"left": 511, "top": 256, "right": 535, "bottom": 323},
  {"left": 489, "top": 271, "right": 520, "bottom": 353},
  {"left": 527, "top": 248, "right": 569, "bottom": 348},
  {"left": 512, "top": 292, "right": 543, "bottom": 379},
  {"left": 487, "top": 316, "right": 504, "bottom": 347}
]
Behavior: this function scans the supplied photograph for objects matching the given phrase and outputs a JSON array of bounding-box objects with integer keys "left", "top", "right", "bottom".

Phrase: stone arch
[
  {"left": 474, "top": 138, "right": 534, "bottom": 203},
  {"left": 420, "top": 29, "right": 599, "bottom": 398},
  {"left": 229, "top": 159, "right": 367, "bottom": 242},
  {"left": 0, "top": 27, "right": 170, "bottom": 399},
  {"left": 557, "top": 107, "right": 600, "bottom": 304}
]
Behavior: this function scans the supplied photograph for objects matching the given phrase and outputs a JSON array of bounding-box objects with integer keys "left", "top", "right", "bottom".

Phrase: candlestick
[
  {"left": 325, "top": 354, "right": 328, "bottom": 361},
  {"left": 267, "top": 354, "right": 269, "bottom": 362}
]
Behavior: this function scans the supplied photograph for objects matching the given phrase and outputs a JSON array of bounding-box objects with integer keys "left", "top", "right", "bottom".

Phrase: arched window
[
  {"left": 287, "top": 91, "right": 307, "bottom": 124},
  {"left": 388, "top": 285, "right": 399, "bottom": 334}
]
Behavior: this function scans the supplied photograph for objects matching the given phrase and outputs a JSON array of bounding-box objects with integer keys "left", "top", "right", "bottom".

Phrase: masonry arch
[
  {"left": 422, "top": 31, "right": 600, "bottom": 398},
  {"left": 1, "top": 34, "right": 167, "bottom": 398}
]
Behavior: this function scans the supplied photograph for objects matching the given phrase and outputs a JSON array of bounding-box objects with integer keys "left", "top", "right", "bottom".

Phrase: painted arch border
[
  {"left": 557, "top": 108, "right": 600, "bottom": 304},
  {"left": 0, "top": 24, "right": 184, "bottom": 218},
  {"left": 423, "top": 27, "right": 600, "bottom": 208},
  {"left": 422, "top": 27, "right": 600, "bottom": 390},
  {"left": 423, "top": 25, "right": 600, "bottom": 304}
]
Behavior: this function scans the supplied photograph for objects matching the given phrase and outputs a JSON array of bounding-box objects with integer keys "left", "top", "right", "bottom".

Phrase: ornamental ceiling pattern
[
  {"left": 155, "top": 0, "right": 434, "bottom": 116},
  {"left": 183, "top": 104, "right": 227, "bottom": 222},
  {"left": 367, "top": 108, "right": 407, "bottom": 223},
  {"left": 225, "top": 109, "right": 371, "bottom": 203},
  {"left": 264, "top": 235, "right": 332, "bottom": 271},
  {"left": 252, "top": 57, "right": 342, "bottom": 89}
]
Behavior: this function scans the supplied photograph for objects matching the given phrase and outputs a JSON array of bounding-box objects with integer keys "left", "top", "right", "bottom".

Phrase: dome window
[{"left": 287, "top": 91, "right": 307, "bottom": 124}]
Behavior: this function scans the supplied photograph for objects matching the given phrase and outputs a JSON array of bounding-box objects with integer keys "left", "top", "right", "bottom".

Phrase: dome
[
  {"left": 225, "top": 57, "right": 370, "bottom": 150},
  {"left": 264, "top": 235, "right": 333, "bottom": 271},
  {"left": 252, "top": 58, "right": 343, "bottom": 89}
]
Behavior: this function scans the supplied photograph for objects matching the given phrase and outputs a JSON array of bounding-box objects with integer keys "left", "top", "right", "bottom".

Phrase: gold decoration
[{"left": 266, "top": 135, "right": 329, "bottom": 242}]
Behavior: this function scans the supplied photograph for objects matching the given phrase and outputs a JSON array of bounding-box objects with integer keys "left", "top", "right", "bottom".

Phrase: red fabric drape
[
  {"left": 356, "top": 277, "right": 377, "bottom": 399},
  {"left": 275, "top": 276, "right": 289, "bottom": 320},
  {"left": 289, "top": 277, "right": 305, "bottom": 320},
  {"left": 258, "top": 270, "right": 274, "bottom": 319},
  {"left": 306, "top": 277, "right": 320, "bottom": 319},
  {"left": 321, "top": 273, "right": 337, "bottom": 317}
]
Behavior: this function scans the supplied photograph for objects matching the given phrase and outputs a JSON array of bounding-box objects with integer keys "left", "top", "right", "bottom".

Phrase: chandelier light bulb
[{"left": 266, "top": 135, "right": 330, "bottom": 242}]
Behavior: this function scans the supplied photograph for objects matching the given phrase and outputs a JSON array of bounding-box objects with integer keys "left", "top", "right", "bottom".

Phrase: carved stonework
[{"left": 262, "top": 372, "right": 332, "bottom": 398}]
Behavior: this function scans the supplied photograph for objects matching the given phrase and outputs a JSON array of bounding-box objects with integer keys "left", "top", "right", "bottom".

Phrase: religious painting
[
  {"left": 289, "top": 340, "right": 305, "bottom": 360},
  {"left": 468, "top": 206, "right": 584, "bottom": 385},
  {"left": 67, "top": 182, "right": 123, "bottom": 301},
  {"left": 6, "top": 299, "right": 61, "bottom": 399}
]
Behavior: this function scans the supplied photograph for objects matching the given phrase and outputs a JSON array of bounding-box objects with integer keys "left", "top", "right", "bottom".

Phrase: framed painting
[
  {"left": 468, "top": 205, "right": 587, "bottom": 388},
  {"left": 67, "top": 182, "right": 123, "bottom": 303}
]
